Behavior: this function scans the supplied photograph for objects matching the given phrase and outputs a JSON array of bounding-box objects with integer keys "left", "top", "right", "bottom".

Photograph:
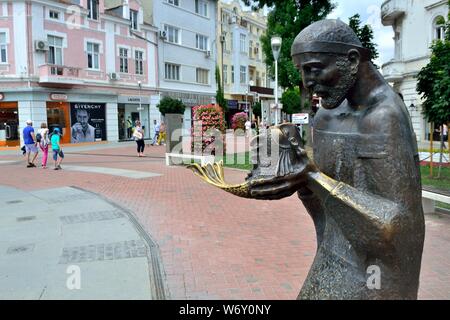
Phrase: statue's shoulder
[{"left": 361, "top": 92, "right": 408, "bottom": 134}]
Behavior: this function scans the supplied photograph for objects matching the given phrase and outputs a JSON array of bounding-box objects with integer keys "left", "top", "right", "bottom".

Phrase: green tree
[
  {"left": 244, "top": 0, "right": 334, "bottom": 89},
  {"left": 157, "top": 96, "right": 185, "bottom": 116},
  {"left": 281, "top": 87, "right": 302, "bottom": 114},
  {"left": 417, "top": 1, "right": 450, "bottom": 176},
  {"left": 252, "top": 101, "right": 262, "bottom": 118},
  {"left": 348, "top": 14, "right": 379, "bottom": 67},
  {"left": 215, "top": 65, "right": 227, "bottom": 112}
]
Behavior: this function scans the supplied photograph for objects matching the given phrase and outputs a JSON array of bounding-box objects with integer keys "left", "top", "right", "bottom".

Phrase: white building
[
  {"left": 143, "top": 0, "right": 218, "bottom": 131},
  {"left": 381, "top": 0, "right": 448, "bottom": 143}
]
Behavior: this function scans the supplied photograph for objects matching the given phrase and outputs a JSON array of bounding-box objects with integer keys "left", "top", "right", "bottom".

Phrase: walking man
[
  {"left": 23, "top": 120, "right": 39, "bottom": 168},
  {"left": 152, "top": 120, "right": 160, "bottom": 146}
]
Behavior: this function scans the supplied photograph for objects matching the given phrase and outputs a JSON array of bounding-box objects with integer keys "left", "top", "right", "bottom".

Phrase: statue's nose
[{"left": 305, "top": 80, "right": 316, "bottom": 90}]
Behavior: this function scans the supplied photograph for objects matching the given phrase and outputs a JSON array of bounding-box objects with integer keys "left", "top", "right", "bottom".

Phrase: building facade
[
  {"left": 0, "top": 0, "right": 159, "bottom": 148},
  {"left": 217, "top": 0, "right": 273, "bottom": 123},
  {"left": 381, "top": 0, "right": 448, "bottom": 142},
  {"left": 142, "top": 0, "right": 218, "bottom": 131}
]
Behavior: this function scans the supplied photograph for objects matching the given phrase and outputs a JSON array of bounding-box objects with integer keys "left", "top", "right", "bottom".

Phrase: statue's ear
[{"left": 347, "top": 49, "right": 361, "bottom": 75}]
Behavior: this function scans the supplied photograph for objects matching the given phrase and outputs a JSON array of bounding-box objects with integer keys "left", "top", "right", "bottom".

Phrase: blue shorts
[{"left": 53, "top": 149, "right": 64, "bottom": 161}]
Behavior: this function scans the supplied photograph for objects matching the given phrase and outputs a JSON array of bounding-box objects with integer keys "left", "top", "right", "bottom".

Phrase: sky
[
  {"left": 327, "top": 0, "right": 395, "bottom": 67},
  {"left": 225, "top": 0, "right": 395, "bottom": 67}
]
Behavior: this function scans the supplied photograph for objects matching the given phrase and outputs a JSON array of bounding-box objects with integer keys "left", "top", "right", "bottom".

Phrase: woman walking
[
  {"left": 38, "top": 123, "right": 50, "bottom": 169},
  {"left": 133, "top": 120, "right": 145, "bottom": 157}
]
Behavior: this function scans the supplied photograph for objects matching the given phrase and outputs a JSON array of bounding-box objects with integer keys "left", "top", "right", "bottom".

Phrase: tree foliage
[
  {"left": 157, "top": 96, "right": 186, "bottom": 116},
  {"left": 348, "top": 14, "right": 379, "bottom": 67},
  {"left": 281, "top": 87, "right": 302, "bottom": 114},
  {"left": 245, "top": 0, "right": 334, "bottom": 89},
  {"left": 215, "top": 65, "right": 228, "bottom": 112},
  {"left": 416, "top": 1, "right": 450, "bottom": 127}
]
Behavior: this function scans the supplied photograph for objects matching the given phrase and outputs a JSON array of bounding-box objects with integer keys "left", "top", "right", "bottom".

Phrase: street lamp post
[{"left": 271, "top": 36, "right": 282, "bottom": 125}]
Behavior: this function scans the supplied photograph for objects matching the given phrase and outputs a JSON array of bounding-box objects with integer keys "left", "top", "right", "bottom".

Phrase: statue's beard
[{"left": 315, "top": 57, "right": 357, "bottom": 109}]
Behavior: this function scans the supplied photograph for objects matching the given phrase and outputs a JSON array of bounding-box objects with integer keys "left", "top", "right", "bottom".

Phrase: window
[
  {"left": 240, "top": 65, "right": 246, "bottom": 84},
  {"left": 0, "top": 32, "right": 7, "bottom": 63},
  {"left": 167, "top": 0, "right": 179, "bottom": 6},
  {"left": 195, "top": 0, "right": 208, "bottom": 17},
  {"left": 87, "top": 42, "right": 100, "bottom": 69},
  {"left": 196, "top": 34, "right": 208, "bottom": 51},
  {"left": 249, "top": 40, "right": 253, "bottom": 58},
  {"left": 240, "top": 34, "right": 246, "bottom": 53},
  {"left": 48, "top": 35, "right": 63, "bottom": 65},
  {"left": 119, "top": 48, "right": 128, "bottom": 73},
  {"left": 433, "top": 16, "right": 446, "bottom": 41},
  {"left": 87, "top": 0, "right": 99, "bottom": 20},
  {"left": 196, "top": 68, "right": 209, "bottom": 84},
  {"left": 49, "top": 10, "right": 59, "bottom": 20},
  {"left": 130, "top": 10, "right": 138, "bottom": 31},
  {"left": 230, "top": 32, "right": 233, "bottom": 50},
  {"left": 135, "top": 50, "right": 144, "bottom": 75},
  {"left": 164, "top": 25, "right": 180, "bottom": 44},
  {"left": 165, "top": 63, "right": 180, "bottom": 80},
  {"left": 231, "top": 66, "right": 234, "bottom": 84},
  {"left": 223, "top": 65, "right": 228, "bottom": 84}
]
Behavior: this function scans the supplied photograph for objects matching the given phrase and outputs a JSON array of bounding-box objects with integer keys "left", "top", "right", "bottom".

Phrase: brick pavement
[{"left": 0, "top": 144, "right": 449, "bottom": 299}]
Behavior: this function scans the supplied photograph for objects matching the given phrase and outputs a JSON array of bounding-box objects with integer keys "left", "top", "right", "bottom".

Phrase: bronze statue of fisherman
[{"left": 189, "top": 20, "right": 425, "bottom": 300}]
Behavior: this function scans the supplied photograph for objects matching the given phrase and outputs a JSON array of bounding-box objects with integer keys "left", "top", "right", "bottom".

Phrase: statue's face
[{"left": 294, "top": 52, "right": 357, "bottom": 109}]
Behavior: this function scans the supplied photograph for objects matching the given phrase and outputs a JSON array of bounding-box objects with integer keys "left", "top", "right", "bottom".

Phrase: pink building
[{"left": 0, "top": 0, "right": 159, "bottom": 147}]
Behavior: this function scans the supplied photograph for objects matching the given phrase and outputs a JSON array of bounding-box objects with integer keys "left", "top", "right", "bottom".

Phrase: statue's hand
[
  {"left": 247, "top": 124, "right": 318, "bottom": 200},
  {"left": 248, "top": 158, "right": 317, "bottom": 200}
]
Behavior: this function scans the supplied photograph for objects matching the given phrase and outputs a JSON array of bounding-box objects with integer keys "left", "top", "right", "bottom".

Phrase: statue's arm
[{"left": 305, "top": 171, "right": 402, "bottom": 251}]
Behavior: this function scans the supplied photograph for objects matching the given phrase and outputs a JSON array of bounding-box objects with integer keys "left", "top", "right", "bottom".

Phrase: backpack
[{"left": 35, "top": 133, "right": 42, "bottom": 143}]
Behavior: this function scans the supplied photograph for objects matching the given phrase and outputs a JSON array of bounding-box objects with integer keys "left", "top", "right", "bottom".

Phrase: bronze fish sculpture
[{"left": 188, "top": 123, "right": 315, "bottom": 199}]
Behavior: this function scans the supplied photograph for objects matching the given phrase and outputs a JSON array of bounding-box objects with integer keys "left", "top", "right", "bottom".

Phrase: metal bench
[
  {"left": 165, "top": 153, "right": 215, "bottom": 166},
  {"left": 422, "top": 187, "right": 450, "bottom": 214}
]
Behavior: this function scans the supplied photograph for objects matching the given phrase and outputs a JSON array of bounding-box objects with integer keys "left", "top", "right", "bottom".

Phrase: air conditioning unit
[
  {"left": 35, "top": 40, "right": 49, "bottom": 52},
  {"left": 228, "top": 16, "right": 237, "bottom": 24},
  {"left": 159, "top": 30, "right": 167, "bottom": 40},
  {"left": 109, "top": 72, "right": 120, "bottom": 81},
  {"left": 205, "top": 50, "right": 211, "bottom": 58}
]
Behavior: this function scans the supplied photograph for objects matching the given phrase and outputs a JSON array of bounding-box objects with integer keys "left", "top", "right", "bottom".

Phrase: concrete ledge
[
  {"left": 165, "top": 153, "right": 215, "bottom": 166},
  {"left": 422, "top": 190, "right": 450, "bottom": 214}
]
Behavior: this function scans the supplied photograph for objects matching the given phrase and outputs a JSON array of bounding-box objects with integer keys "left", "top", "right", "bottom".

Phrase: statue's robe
[{"left": 298, "top": 92, "right": 425, "bottom": 300}]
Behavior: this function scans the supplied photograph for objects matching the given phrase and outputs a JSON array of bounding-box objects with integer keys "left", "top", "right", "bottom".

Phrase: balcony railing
[
  {"left": 381, "top": 0, "right": 406, "bottom": 26},
  {"left": 381, "top": 59, "right": 405, "bottom": 82},
  {"left": 38, "top": 64, "right": 83, "bottom": 85}
]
